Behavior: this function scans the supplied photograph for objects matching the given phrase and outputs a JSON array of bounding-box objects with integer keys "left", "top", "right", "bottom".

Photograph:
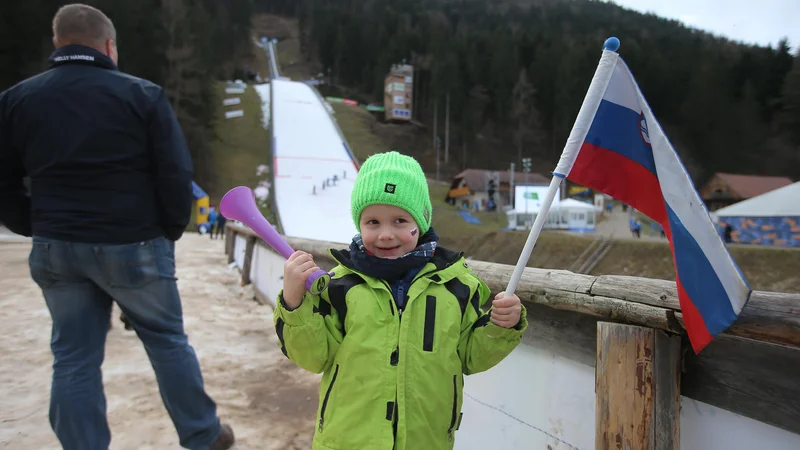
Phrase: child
[{"left": 274, "top": 151, "right": 527, "bottom": 450}]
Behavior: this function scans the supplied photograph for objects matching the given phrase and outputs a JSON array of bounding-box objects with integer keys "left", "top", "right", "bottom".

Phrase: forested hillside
[
  {"left": 260, "top": 0, "right": 800, "bottom": 182},
  {"left": 3, "top": 0, "right": 799, "bottom": 184}
]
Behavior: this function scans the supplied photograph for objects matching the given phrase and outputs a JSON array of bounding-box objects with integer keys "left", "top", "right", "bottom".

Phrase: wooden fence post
[
  {"left": 241, "top": 236, "right": 256, "bottom": 286},
  {"left": 226, "top": 227, "right": 236, "bottom": 263},
  {"left": 596, "top": 322, "right": 681, "bottom": 450}
]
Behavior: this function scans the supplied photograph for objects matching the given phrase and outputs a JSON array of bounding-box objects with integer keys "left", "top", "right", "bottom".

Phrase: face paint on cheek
[{"left": 410, "top": 228, "right": 418, "bottom": 236}]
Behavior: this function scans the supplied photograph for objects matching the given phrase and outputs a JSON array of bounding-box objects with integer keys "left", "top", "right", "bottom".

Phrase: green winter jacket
[{"left": 273, "top": 246, "right": 528, "bottom": 450}]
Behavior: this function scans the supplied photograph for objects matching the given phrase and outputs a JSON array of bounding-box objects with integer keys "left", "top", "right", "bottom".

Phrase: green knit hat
[{"left": 351, "top": 151, "right": 432, "bottom": 234}]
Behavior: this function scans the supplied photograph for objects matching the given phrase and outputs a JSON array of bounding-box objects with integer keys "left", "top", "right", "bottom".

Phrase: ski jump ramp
[{"left": 261, "top": 78, "right": 360, "bottom": 245}]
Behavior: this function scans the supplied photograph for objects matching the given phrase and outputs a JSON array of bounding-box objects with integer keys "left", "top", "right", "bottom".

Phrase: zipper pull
[{"left": 319, "top": 418, "right": 324, "bottom": 432}]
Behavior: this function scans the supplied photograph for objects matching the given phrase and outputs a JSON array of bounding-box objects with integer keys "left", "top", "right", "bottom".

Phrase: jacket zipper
[
  {"left": 447, "top": 374, "right": 458, "bottom": 440},
  {"left": 319, "top": 364, "right": 340, "bottom": 432},
  {"left": 397, "top": 284, "right": 405, "bottom": 319}
]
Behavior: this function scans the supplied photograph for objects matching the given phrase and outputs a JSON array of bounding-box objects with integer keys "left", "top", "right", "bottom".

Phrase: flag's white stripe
[
  {"left": 623, "top": 63, "right": 750, "bottom": 313},
  {"left": 601, "top": 62, "right": 641, "bottom": 114},
  {"left": 554, "top": 50, "right": 619, "bottom": 176}
]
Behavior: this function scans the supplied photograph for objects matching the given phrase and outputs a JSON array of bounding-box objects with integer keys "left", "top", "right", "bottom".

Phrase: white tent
[
  {"left": 712, "top": 181, "right": 800, "bottom": 247},
  {"left": 713, "top": 182, "right": 800, "bottom": 218},
  {"left": 507, "top": 198, "right": 597, "bottom": 232}
]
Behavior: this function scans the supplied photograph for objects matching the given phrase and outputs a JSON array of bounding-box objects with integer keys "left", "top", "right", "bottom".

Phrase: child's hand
[
  {"left": 283, "top": 251, "right": 319, "bottom": 310},
  {"left": 490, "top": 292, "right": 522, "bottom": 328}
]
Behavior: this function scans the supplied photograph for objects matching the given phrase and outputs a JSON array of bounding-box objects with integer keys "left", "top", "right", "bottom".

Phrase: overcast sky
[{"left": 605, "top": 0, "right": 799, "bottom": 52}]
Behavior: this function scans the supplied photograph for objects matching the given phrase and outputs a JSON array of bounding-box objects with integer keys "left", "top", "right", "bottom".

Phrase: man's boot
[{"left": 210, "top": 424, "right": 235, "bottom": 450}]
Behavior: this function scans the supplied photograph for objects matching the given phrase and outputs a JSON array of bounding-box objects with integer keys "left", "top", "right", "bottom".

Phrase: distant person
[
  {"left": 214, "top": 211, "right": 227, "bottom": 240},
  {"left": 276, "top": 151, "right": 527, "bottom": 449},
  {"left": 208, "top": 206, "right": 218, "bottom": 238},
  {"left": 660, "top": 224, "right": 666, "bottom": 239},
  {"left": 0, "top": 4, "right": 233, "bottom": 449},
  {"left": 724, "top": 223, "right": 733, "bottom": 243}
]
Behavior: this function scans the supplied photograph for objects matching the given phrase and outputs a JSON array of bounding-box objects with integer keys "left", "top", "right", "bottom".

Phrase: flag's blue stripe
[
  {"left": 666, "top": 204, "right": 738, "bottom": 336},
  {"left": 584, "top": 100, "right": 657, "bottom": 177}
]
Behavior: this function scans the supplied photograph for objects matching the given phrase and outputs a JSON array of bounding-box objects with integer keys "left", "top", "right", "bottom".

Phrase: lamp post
[{"left": 522, "top": 158, "right": 532, "bottom": 217}]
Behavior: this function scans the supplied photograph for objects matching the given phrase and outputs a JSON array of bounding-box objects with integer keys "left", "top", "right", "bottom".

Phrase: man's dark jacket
[{"left": 0, "top": 45, "right": 193, "bottom": 243}]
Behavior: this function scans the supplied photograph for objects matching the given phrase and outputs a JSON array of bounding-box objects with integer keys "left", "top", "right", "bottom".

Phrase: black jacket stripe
[
  {"left": 471, "top": 314, "right": 491, "bottom": 330},
  {"left": 313, "top": 298, "right": 331, "bottom": 317},
  {"left": 469, "top": 289, "right": 481, "bottom": 316},
  {"left": 423, "top": 295, "right": 436, "bottom": 351},
  {"left": 275, "top": 318, "right": 289, "bottom": 358},
  {"left": 327, "top": 274, "right": 364, "bottom": 333},
  {"left": 444, "top": 278, "right": 471, "bottom": 317}
]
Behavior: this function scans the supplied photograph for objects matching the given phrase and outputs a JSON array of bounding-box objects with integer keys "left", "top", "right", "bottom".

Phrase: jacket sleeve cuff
[
  {"left": 276, "top": 291, "right": 315, "bottom": 327},
  {"left": 486, "top": 304, "right": 528, "bottom": 338}
]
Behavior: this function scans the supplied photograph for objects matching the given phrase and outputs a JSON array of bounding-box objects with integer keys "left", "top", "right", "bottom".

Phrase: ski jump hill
[{"left": 259, "top": 78, "right": 359, "bottom": 245}]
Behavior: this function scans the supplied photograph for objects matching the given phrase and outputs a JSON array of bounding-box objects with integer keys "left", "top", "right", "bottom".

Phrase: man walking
[{"left": 0, "top": 4, "right": 234, "bottom": 450}]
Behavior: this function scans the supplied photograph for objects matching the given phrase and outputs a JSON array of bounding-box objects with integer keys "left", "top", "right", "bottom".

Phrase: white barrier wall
[
  {"left": 249, "top": 241, "right": 286, "bottom": 304},
  {"left": 458, "top": 344, "right": 800, "bottom": 450}
]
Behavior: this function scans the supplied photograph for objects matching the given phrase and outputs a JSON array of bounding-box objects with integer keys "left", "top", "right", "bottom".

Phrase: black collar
[
  {"left": 49, "top": 45, "right": 118, "bottom": 71},
  {"left": 331, "top": 239, "right": 464, "bottom": 280}
]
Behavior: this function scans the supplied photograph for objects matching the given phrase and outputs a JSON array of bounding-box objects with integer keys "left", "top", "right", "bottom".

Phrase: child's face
[{"left": 359, "top": 204, "right": 420, "bottom": 259}]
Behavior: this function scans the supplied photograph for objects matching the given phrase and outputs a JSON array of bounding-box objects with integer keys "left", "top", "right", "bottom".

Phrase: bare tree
[{"left": 511, "top": 68, "right": 541, "bottom": 163}]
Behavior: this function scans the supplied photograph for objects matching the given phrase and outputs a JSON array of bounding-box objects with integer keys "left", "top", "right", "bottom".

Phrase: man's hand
[
  {"left": 490, "top": 292, "right": 522, "bottom": 328},
  {"left": 282, "top": 251, "right": 320, "bottom": 310}
]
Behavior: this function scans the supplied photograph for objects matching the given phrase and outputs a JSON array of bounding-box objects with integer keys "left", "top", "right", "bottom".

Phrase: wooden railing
[{"left": 225, "top": 222, "right": 800, "bottom": 446}]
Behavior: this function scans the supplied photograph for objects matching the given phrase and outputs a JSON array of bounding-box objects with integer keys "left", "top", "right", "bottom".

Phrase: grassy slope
[{"left": 195, "top": 81, "right": 274, "bottom": 227}]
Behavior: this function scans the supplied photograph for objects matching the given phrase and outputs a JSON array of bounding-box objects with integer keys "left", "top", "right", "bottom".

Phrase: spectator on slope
[
  {"left": 214, "top": 210, "right": 227, "bottom": 240},
  {"left": 0, "top": 4, "right": 234, "bottom": 450},
  {"left": 276, "top": 151, "right": 527, "bottom": 450},
  {"left": 208, "top": 206, "right": 218, "bottom": 238}
]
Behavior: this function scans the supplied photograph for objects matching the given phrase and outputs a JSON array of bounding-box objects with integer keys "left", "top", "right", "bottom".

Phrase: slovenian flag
[{"left": 554, "top": 38, "right": 752, "bottom": 353}]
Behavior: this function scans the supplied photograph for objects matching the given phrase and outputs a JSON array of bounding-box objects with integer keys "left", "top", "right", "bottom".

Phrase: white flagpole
[
  {"left": 503, "top": 174, "right": 564, "bottom": 296},
  {"left": 503, "top": 37, "right": 621, "bottom": 297}
]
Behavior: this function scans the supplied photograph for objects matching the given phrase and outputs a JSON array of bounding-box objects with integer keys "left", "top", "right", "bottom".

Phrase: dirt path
[
  {"left": 0, "top": 233, "right": 319, "bottom": 449},
  {"left": 595, "top": 206, "right": 663, "bottom": 241}
]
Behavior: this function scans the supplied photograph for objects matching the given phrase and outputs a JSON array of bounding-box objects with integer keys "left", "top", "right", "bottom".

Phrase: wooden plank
[
  {"left": 654, "top": 331, "right": 681, "bottom": 450},
  {"left": 283, "top": 234, "right": 800, "bottom": 350},
  {"left": 224, "top": 227, "right": 232, "bottom": 255},
  {"left": 681, "top": 334, "right": 800, "bottom": 435},
  {"left": 277, "top": 237, "right": 679, "bottom": 333},
  {"left": 241, "top": 236, "right": 256, "bottom": 286},
  {"left": 592, "top": 275, "right": 800, "bottom": 348},
  {"left": 225, "top": 227, "right": 236, "bottom": 263},
  {"left": 596, "top": 323, "right": 680, "bottom": 450},
  {"left": 596, "top": 322, "right": 656, "bottom": 449}
]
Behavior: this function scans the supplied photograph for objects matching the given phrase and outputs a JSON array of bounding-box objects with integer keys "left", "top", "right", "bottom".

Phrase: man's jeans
[{"left": 29, "top": 236, "right": 221, "bottom": 450}]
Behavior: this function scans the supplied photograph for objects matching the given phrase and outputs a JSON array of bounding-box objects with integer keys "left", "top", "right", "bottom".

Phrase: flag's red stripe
[
  {"left": 569, "top": 142, "right": 666, "bottom": 223},
  {"left": 676, "top": 275, "right": 714, "bottom": 352}
]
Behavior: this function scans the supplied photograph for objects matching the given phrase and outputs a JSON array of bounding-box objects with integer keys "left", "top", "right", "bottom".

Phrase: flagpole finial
[{"left": 603, "top": 37, "right": 620, "bottom": 52}]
